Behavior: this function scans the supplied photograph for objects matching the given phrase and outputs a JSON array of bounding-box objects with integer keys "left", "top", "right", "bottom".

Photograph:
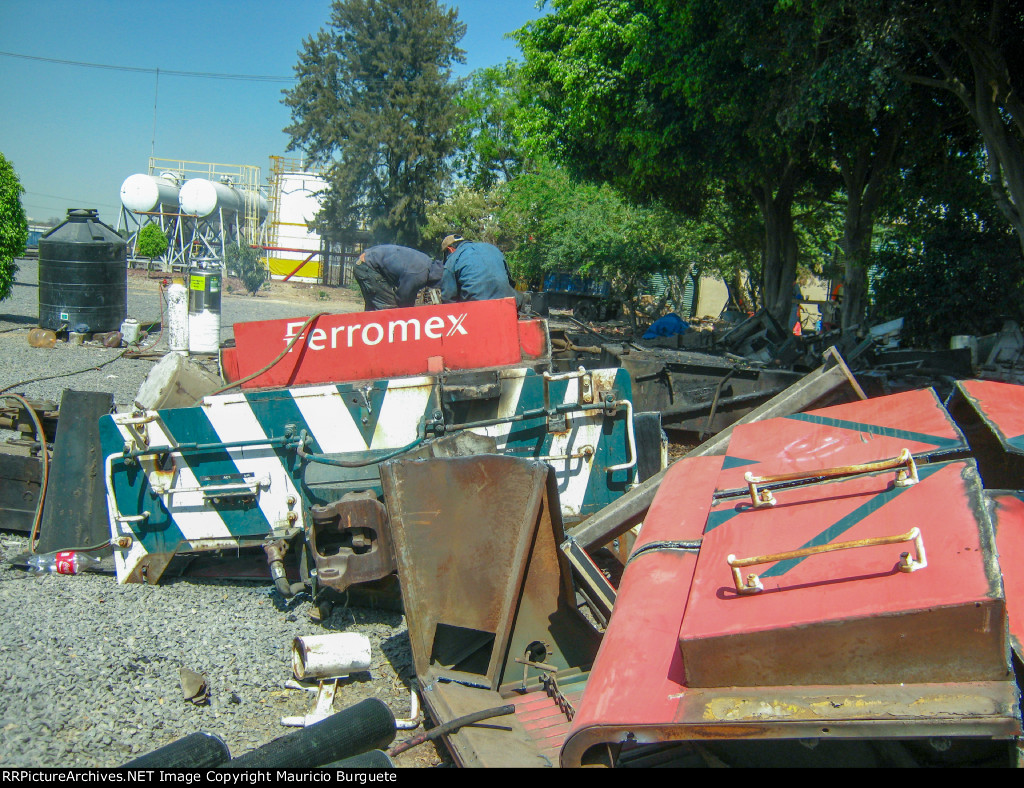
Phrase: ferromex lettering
[{"left": 284, "top": 313, "right": 469, "bottom": 352}]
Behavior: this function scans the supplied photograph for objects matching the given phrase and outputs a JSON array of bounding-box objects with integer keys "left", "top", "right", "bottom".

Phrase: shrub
[
  {"left": 225, "top": 243, "right": 268, "bottom": 296},
  {"left": 136, "top": 224, "right": 168, "bottom": 260}
]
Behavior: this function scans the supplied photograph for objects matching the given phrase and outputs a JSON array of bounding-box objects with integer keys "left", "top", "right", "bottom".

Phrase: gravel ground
[{"left": 0, "top": 259, "right": 446, "bottom": 768}]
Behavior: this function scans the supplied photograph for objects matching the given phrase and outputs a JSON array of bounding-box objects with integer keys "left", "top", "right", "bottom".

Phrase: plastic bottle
[{"left": 26, "top": 551, "right": 101, "bottom": 575}]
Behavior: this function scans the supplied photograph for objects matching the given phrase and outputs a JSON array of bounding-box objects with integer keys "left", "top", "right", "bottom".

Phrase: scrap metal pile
[{"left": 6, "top": 295, "right": 1024, "bottom": 767}]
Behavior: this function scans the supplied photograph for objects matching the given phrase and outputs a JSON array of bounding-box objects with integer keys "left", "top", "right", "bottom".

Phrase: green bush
[
  {"left": 136, "top": 224, "right": 169, "bottom": 259},
  {"left": 0, "top": 153, "right": 28, "bottom": 302},
  {"left": 225, "top": 243, "right": 268, "bottom": 296}
]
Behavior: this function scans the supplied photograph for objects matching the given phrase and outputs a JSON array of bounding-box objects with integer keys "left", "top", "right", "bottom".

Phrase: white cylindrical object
[
  {"left": 166, "top": 280, "right": 189, "bottom": 354},
  {"left": 120, "top": 318, "right": 140, "bottom": 344},
  {"left": 188, "top": 310, "right": 221, "bottom": 354},
  {"left": 240, "top": 190, "right": 269, "bottom": 223},
  {"left": 292, "top": 633, "right": 372, "bottom": 681},
  {"left": 120, "top": 173, "right": 181, "bottom": 213},
  {"left": 950, "top": 335, "right": 978, "bottom": 367},
  {"left": 179, "top": 178, "right": 243, "bottom": 218}
]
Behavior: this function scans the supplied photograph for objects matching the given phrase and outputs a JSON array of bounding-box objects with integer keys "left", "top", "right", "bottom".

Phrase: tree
[
  {"left": 283, "top": 0, "right": 466, "bottom": 247},
  {"left": 516, "top": 0, "right": 835, "bottom": 326},
  {"left": 871, "top": 139, "right": 1023, "bottom": 346},
  {"left": 0, "top": 153, "right": 28, "bottom": 302},
  {"left": 452, "top": 61, "right": 532, "bottom": 190},
  {"left": 225, "top": 243, "right": 269, "bottom": 296},
  {"left": 860, "top": 0, "right": 1024, "bottom": 257},
  {"left": 135, "top": 224, "right": 168, "bottom": 261}
]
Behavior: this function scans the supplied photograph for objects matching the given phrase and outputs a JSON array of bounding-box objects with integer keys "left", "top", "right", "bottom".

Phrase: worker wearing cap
[
  {"left": 353, "top": 244, "right": 444, "bottom": 311},
  {"left": 439, "top": 234, "right": 518, "bottom": 304}
]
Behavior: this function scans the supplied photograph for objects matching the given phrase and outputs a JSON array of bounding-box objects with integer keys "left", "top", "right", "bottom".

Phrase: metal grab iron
[
  {"left": 727, "top": 526, "right": 928, "bottom": 595},
  {"left": 744, "top": 447, "right": 919, "bottom": 508}
]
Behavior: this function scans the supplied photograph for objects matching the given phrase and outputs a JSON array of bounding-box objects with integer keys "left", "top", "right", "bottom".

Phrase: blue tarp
[{"left": 642, "top": 313, "right": 690, "bottom": 339}]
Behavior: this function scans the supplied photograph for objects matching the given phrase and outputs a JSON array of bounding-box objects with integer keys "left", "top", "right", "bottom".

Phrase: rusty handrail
[
  {"left": 744, "top": 448, "right": 918, "bottom": 508},
  {"left": 727, "top": 527, "right": 927, "bottom": 595}
]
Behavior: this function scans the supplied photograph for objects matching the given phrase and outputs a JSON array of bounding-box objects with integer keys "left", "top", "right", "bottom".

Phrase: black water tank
[{"left": 38, "top": 209, "right": 127, "bottom": 332}]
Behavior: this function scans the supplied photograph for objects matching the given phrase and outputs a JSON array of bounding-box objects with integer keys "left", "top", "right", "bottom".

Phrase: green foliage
[
  {"left": 283, "top": 0, "right": 466, "bottom": 247},
  {"left": 515, "top": 1, "right": 844, "bottom": 323},
  {"left": 424, "top": 184, "right": 506, "bottom": 252},
  {"left": 0, "top": 153, "right": 28, "bottom": 302},
  {"left": 497, "top": 160, "right": 709, "bottom": 327},
  {"left": 872, "top": 143, "right": 1024, "bottom": 346},
  {"left": 135, "top": 224, "right": 168, "bottom": 259},
  {"left": 225, "top": 243, "right": 269, "bottom": 296},
  {"left": 452, "top": 62, "right": 532, "bottom": 190}
]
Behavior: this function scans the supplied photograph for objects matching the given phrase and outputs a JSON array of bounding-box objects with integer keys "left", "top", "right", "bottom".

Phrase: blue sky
[{"left": 0, "top": 1, "right": 544, "bottom": 224}]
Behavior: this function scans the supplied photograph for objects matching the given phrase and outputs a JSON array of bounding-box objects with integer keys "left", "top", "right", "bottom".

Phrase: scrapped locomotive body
[
  {"left": 562, "top": 387, "right": 1020, "bottom": 766},
  {"left": 99, "top": 365, "right": 643, "bottom": 585},
  {"left": 404, "top": 384, "right": 1024, "bottom": 768}
]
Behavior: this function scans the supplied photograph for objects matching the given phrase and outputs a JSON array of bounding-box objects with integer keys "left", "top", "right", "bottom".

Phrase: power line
[{"left": 0, "top": 50, "right": 296, "bottom": 83}]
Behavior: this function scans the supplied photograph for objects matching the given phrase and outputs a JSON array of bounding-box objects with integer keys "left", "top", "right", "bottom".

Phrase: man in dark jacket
[
  {"left": 439, "top": 234, "right": 518, "bottom": 304},
  {"left": 353, "top": 244, "right": 444, "bottom": 311}
]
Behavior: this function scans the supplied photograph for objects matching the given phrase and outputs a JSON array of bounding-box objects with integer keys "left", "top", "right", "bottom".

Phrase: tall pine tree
[{"left": 283, "top": 0, "right": 466, "bottom": 247}]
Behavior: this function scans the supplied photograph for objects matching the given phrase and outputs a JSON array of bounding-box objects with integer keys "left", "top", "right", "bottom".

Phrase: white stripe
[
  {"left": 110, "top": 417, "right": 233, "bottom": 568},
  {"left": 371, "top": 380, "right": 435, "bottom": 448},
  {"left": 203, "top": 397, "right": 302, "bottom": 533},
  {"left": 548, "top": 379, "right": 601, "bottom": 517},
  {"left": 470, "top": 368, "right": 526, "bottom": 450},
  {"left": 290, "top": 384, "right": 367, "bottom": 452}
]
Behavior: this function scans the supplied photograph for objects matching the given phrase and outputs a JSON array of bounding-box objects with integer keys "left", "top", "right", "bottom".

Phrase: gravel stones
[{"left": 0, "top": 261, "right": 442, "bottom": 767}]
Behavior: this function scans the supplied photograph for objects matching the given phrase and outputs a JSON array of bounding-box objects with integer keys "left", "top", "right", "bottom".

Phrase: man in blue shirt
[
  {"left": 439, "top": 235, "right": 518, "bottom": 304},
  {"left": 354, "top": 244, "right": 444, "bottom": 311}
]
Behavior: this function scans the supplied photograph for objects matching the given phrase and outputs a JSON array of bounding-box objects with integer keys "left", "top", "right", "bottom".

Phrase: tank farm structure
[
  {"left": 117, "top": 156, "right": 332, "bottom": 286},
  {"left": 117, "top": 157, "right": 268, "bottom": 274}
]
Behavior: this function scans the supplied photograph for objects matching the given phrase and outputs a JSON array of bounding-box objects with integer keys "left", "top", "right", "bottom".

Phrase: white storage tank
[
  {"left": 120, "top": 173, "right": 181, "bottom": 213},
  {"left": 180, "top": 178, "right": 243, "bottom": 218},
  {"left": 240, "top": 189, "right": 269, "bottom": 223}
]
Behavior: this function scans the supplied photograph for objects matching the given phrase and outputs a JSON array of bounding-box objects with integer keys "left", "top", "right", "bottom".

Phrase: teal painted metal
[{"left": 101, "top": 368, "right": 639, "bottom": 583}]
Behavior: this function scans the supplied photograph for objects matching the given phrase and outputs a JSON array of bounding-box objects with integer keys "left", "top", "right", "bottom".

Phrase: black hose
[
  {"left": 389, "top": 704, "right": 515, "bottom": 756},
  {"left": 224, "top": 698, "right": 396, "bottom": 768},
  {"left": 122, "top": 732, "right": 231, "bottom": 768},
  {"left": 323, "top": 750, "right": 395, "bottom": 768}
]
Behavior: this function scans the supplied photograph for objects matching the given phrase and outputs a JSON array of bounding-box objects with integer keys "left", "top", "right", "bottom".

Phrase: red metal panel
[
  {"left": 989, "top": 491, "right": 1024, "bottom": 659},
  {"left": 561, "top": 457, "right": 723, "bottom": 765},
  {"left": 714, "top": 388, "right": 966, "bottom": 492},
  {"left": 683, "top": 460, "right": 1006, "bottom": 686},
  {"left": 956, "top": 379, "right": 1024, "bottom": 452},
  {"left": 230, "top": 298, "right": 536, "bottom": 388}
]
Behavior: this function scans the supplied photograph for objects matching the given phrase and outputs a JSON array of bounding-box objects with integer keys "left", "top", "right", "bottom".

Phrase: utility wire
[{"left": 0, "top": 50, "right": 296, "bottom": 83}]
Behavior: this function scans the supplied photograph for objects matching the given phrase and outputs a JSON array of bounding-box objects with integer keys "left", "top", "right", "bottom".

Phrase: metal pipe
[{"left": 606, "top": 399, "right": 637, "bottom": 473}]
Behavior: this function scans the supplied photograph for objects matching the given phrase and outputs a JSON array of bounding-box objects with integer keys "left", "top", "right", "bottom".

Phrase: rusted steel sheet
[
  {"left": 419, "top": 675, "right": 588, "bottom": 768},
  {"left": 988, "top": 491, "right": 1024, "bottom": 661},
  {"left": 561, "top": 392, "right": 1019, "bottom": 767},
  {"left": 37, "top": 390, "right": 114, "bottom": 554},
  {"left": 947, "top": 379, "right": 1024, "bottom": 489},
  {"left": 380, "top": 455, "right": 600, "bottom": 692}
]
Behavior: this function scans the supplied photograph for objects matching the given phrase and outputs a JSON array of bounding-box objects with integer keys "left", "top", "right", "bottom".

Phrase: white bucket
[
  {"left": 188, "top": 309, "right": 221, "bottom": 354},
  {"left": 950, "top": 335, "right": 978, "bottom": 368},
  {"left": 292, "top": 633, "right": 372, "bottom": 681},
  {"left": 120, "top": 318, "right": 140, "bottom": 344}
]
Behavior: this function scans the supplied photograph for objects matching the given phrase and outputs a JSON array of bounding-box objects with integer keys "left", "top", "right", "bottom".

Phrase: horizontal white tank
[
  {"left": 241, "top": 190, "right": 269, "bottom": 223},
  {"left": 180, "top": 178, "right": 243, "bottom": 218},
  {"left": 120, "top": 173, "right": 181, "bottom": 213}
]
